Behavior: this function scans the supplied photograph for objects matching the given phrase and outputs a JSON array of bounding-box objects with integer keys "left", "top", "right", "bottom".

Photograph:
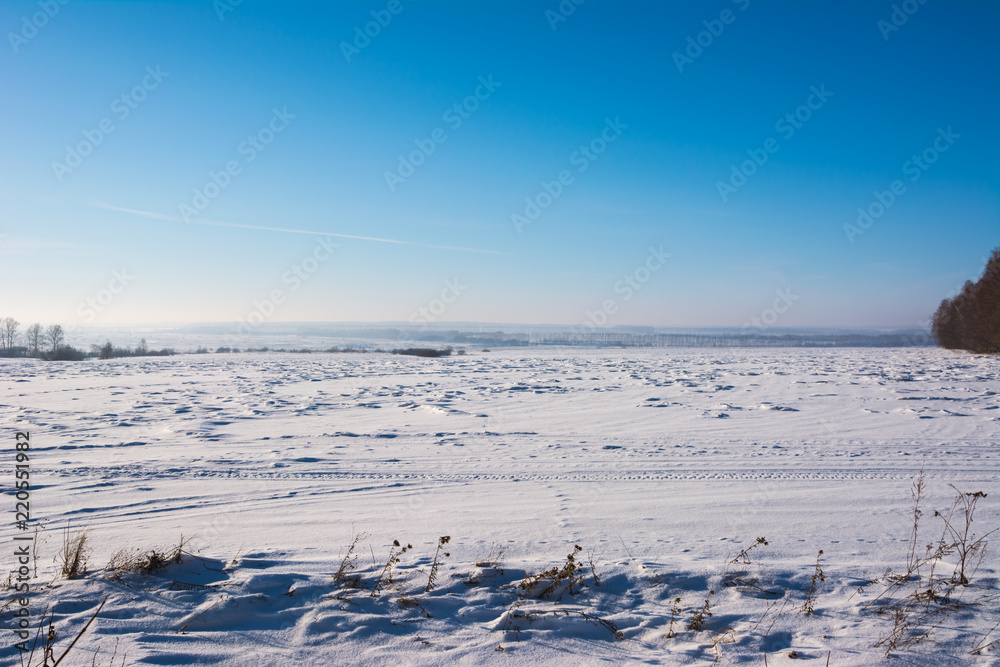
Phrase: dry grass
[
  {"left": 59, "top": 529, "right": 89, "bottom": 579},
  {"left": 105, "top": 536, "right": 190, "bottom": 580},
  {"left": 465, "top": 542, "right": 507, "bottom": 586},
  {"left": 24, "top": 474, "right": 999, "bottom": 661},
  {"left": 474, "top": 542, "right": 507, "bottom": 570}
]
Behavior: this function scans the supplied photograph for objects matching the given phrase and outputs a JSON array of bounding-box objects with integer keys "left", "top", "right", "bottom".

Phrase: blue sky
[{"left": 1, "top": 0, "right": 997, "bottom": 329}]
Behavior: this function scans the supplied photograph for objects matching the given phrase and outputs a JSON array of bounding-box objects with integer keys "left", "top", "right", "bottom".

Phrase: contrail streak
[{"left": 90, "top": 202, "right": 505, "bottom": 255}]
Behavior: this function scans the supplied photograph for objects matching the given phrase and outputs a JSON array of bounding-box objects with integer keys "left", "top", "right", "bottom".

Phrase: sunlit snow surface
[{"left": 2, "top": 347, "right": 997, "bottom": 665}]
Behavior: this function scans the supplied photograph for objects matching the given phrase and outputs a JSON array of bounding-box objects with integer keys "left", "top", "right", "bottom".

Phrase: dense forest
[{"left": 931, "top": 248, "right": 1000, "bottom": 354}]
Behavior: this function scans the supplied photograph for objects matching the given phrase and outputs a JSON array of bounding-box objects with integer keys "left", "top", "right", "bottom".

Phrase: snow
[{"left": 1, "top": 346, "right": 997, "bottom": 665}]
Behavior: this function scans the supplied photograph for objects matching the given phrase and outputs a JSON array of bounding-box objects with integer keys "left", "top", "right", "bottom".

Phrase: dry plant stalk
[
  {"left": 710, "top": 626, "right": 736, "bottom": 664},
  {"left": 474, "top": 543, "right": 507, "bottom": 570},
  {"left": 802, "top": 550, "right": 825, "bottom": 615},
  {"left": 664, "top": 597, "right": 682, "bottom": 638},
  {"left": 399, "top": 596, "right": 431, "bottom": 618},
  {"left": 26, "top": 597, "right": 107, "bottom": 667},
  {"left": 588, "top": 549, "right": 602, "bottom": 587},
  {"left": 935, "top": 486, "right": 995, "bottom": 586},
  {"left": 723, "top": 537, "right": 780, "bottom": 597},
  {"left": 867, "top": 478, "right": 997, "bottom": 656},
  {"left": 969, "top": 620, "right": 1000, "bottom": 656},
  {"left": 688, "top": 590, "right": 715, "bottom": 631},
  {"left": 466, "top": 543, "right": 507, "bottom": 586},
  {"left": 731, "top": 537, "right": 769, "bottom": 566},
  {"left": 370, "top": 540, "right": 411, "bottom": 597},
  {"left": 333, "top": 531, "right": 369, "bottom": 589},
  {"left": 425, "top": 536, "right": 451, "bottom": 593},
  {"left": 503, "top": 604, "right": 624, "bottom": 640},
  {"left": 518, "top": 545, "right": 585, "bottom": 600},
  {"left": 618, "top": 536, "right": 665, "bottom": 585}
]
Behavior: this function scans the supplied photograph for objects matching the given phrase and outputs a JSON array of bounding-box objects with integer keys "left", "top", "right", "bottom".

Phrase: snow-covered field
[{"left": 2, "top": 347, "right": 997, "bottom": 665}]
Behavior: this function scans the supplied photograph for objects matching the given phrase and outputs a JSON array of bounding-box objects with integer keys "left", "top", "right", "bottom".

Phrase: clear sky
[{"left": 1, "top": 0, "right": 998, "bottom": 330}]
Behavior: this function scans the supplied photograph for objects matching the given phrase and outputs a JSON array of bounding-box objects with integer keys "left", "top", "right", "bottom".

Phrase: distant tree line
[
  {"left": 932, "top": 248, "right": 1000, "bottom": 354},
  {"left": 0, "top": 318, "right": 174, "bottom": 360},
  {"left": 93, "top": 338, "right": 175, "bottom": 359},
  {"left": 0, "top": 320, "right": 85, "bottom": 359},
  {"left": 450, "top": 331, "right": 935, "bottom": 348}
]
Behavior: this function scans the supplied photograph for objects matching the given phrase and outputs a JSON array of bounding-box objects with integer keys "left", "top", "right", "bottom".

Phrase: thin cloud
[
  {"left": 90, "top": 202, "right": 505, "bottom": 255},
  {"left": 0, "top": 235, "right": 94, "bottom": 254}
]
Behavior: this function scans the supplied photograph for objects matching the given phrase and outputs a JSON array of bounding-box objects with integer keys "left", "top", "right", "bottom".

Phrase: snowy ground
[{"left": 1, "top": 347, "right": 997, "bottom": 665}]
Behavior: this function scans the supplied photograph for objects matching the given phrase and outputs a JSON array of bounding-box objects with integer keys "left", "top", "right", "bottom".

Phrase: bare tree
[
  {"left": 1, "top": 317, "right": 19, "bottom": 355},
  {"left": 25, "top": 323, "right": 43, "bottom": 357},
  {"left": 46, "top": 324, "right": 65, "bottom": 352}
]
